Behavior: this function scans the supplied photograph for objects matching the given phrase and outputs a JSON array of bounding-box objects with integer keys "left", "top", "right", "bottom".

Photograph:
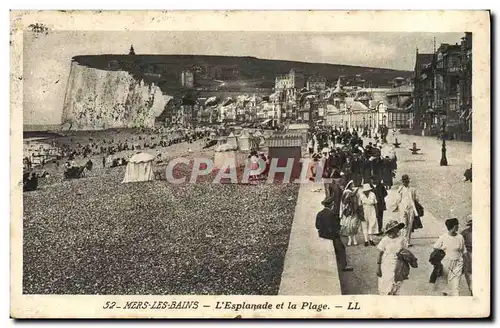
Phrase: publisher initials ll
[{"left": 347, "top": 302, "right": 360, "bottom": 310}]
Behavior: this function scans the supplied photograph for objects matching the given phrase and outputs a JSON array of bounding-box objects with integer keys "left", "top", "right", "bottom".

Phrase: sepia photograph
[{"left": 10, "top": 10, "right": 490, "bottom": 318}]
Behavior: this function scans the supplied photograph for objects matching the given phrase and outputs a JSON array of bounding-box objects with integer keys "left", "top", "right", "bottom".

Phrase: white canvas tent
[{"left": 122, "top": 152, "right": 155, "bottom": 183}]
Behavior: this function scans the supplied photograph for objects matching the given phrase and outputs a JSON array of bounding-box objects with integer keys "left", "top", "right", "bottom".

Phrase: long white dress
[
  {"left": 377, "top": 235, "right": 406, "bottom": 295},
  {"left": 359, "top": 191, "right": 378, "bottom": 235},
  {"left": 433, "top": 233, "right": 467, "bottom": 296}
]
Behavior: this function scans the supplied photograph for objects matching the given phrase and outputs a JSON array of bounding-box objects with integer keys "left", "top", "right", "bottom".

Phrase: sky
[{"left": 23, "top": 31, "right": 464, "bottom": 125}]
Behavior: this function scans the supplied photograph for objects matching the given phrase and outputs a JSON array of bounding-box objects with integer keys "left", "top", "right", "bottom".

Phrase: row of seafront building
[
  {"left": 264, "top": 68, "right": 413, "bottom": 132},
  {"left": 170, "top": 32, "right": 472, "bottom": 141},
  {"left": 412, "top": 32, "right": 472, "bottom": 140},
  {"left": 170, "top": 74, "right": 414, "bottom": 133},
  {"left": 262, "top": 32, "right": 472, "bottom": 140}
]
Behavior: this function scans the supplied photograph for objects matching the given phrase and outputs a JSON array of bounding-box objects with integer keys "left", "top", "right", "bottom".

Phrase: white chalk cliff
[{"left": 61, "top": 62, "right": 172, "bottom": 130}]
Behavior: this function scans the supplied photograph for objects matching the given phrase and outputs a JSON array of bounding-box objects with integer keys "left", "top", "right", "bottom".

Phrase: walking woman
[
  {"left": 381, "top": 156, "right": 394, "bottom": 189},
  {"left": 340, "top": 180, "right": 361, "bottom": 246},
  {"left": 259, "top": 152, "right": 270, "bottom": 180},
  {"left": 433, "top": 218, "right": 467, "bottom": 296},
  {"left": 376, "top": 220, "right": 406, "bottom": 295},
  {"left": 308, "top": 153, "right": 323, "bottom": 192},
  {"left": 358, "top": 183, "right": 378, "bottom": 246},
  {"left": 308, "top": 137, "right": 315, "bottom": 155},
  {"left": 248, "top": 150, "right": 260, "bottom": 183}
]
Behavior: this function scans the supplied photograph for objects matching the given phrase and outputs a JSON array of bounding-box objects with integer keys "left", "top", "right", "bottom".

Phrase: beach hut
[
  {"left": 122, "top": 152, "right": 155, "bottom": 183},
  {"left": 226, "top": 132, "right": 238, "bottom": 149},
  {"left": 253, "top": 130, "right": 265, "bottom": 146},
  {"left": 238, "top": 132, "right": 251, "bottom": 151},
  {"left": 266, "top": 135, "right": 303, "bottom": 180}
]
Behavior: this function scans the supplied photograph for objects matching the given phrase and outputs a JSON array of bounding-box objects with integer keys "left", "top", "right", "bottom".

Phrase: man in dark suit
[
  {"left": 316, "top": 197, "right": 353, "bottom": 272},
  {"left": 370, "top": 175, "right": 388, "bottom": 234},
  {"left": 461, "top": 217, "right": 472, "bottom": 295},
  {"left": 328, "top": 170, "right": 344, "bottom": 217}
]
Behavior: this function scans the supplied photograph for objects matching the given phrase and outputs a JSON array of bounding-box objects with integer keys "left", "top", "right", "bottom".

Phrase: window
[
  {"left": 449, "top": 100, "right": 457, "bottom": 112},
  {"left": 388, "top": 111, "right": 410, "bottom": 129}
]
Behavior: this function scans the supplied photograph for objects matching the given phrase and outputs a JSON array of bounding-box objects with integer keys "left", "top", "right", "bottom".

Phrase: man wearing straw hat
[
  {"left": 316, "top": 196, "right": 354, "bottom": 272},
  {"left": 394, "top": 174, "right": 419, "bottom": 246}
]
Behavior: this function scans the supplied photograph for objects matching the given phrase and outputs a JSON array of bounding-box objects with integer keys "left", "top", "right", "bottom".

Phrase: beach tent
[
  {"left": 122, "top": 152, "right": 155, "bottom": 183},
  {"left": 205, "top": 96, "right": 219, "bottom": 106},
  {"left": 222, "top": 97, "right": 234, "bottom": 107}
]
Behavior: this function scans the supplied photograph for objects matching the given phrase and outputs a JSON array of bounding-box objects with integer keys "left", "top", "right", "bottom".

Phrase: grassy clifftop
[{"left": 72, "top": 54, "right": 412, "bottom": 91}]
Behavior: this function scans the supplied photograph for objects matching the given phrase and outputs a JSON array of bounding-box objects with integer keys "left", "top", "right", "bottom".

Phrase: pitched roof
[
  {"left": 307, "top": 75, "right": 326, "bottom": 82},
  {"left": 346, "top": 100, "right": 369, "bottom": 112},
  {"left": 326, "top": 104, "right": 338, "bottom": 113},
  {"left": 416, "top": 53, "right": 434, "bottom": 67}
]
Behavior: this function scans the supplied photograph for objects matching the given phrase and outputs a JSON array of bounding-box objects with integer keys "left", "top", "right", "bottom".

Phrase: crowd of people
[
  {"left": 22, "top": 126, "right": 216, "bottom": 189},
  {"left": 23, "top": 128, "right": 212, "bottom": 170},
  {"left": 308, "top": 126, "right": 398, "bottom": 193},
  {"left": 313, "top": 127, "right": 473, "bottom": 296}
]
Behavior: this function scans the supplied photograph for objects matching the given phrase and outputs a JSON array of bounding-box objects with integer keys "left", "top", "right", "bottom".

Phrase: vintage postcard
[{"left": 10, "top": 10, "right": 490, "bottom": 318}]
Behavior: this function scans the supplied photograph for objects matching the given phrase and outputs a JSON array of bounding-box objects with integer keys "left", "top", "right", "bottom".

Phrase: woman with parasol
[{"left": 340, "top": 180, "right": 362, "bottom": 246}]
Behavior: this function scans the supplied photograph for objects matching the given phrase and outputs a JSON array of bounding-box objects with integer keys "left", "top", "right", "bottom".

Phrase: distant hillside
[
  {"left": 72, "top": 54, "right": 412, "bottom": 95},
  {"left": 56, "top": 54, "right": 412, "bottom": 131}
]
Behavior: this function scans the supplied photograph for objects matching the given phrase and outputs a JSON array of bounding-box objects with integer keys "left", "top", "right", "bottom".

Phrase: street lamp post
[
  {"left": 382, "top": 114, "right": 387, "bottom": 143},
  {"left": 368, "top": 114, "right": 372, "bottom": 138},
  {"left": 440, "top": 116, "right": 448, "bottom": 166},
  {"left": 363, "top": 117, "right": 366, "bottom": 137}
]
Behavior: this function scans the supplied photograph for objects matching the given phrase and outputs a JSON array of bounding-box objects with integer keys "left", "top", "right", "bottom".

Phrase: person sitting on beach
[
  {"left": 463, "top": 165, "right": 472, "bottom": 182},
  {"left": 259, "top": 152, "right": 269, "bottom": 179}
]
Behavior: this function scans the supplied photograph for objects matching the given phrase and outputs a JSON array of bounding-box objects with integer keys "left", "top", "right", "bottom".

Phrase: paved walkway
[
  {"left": 279, "top": 133, "right": 472, "bottom": 296},
  {"left": 278, "top": 181, "right": 342, "bottom": 295},
  {"left": 339, "top": 134, "right": 472, "bottom": 295},
  {"left": 338, "top": 184, "right": 469, "bottom": 296}
]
